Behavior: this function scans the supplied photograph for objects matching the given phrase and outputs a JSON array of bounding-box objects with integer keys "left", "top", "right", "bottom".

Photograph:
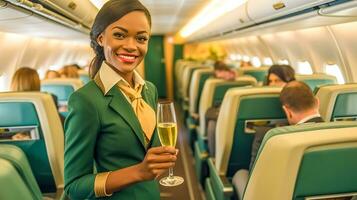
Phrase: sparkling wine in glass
[{"left": 157, "top": 101, "right": 184, "bottom": 186}]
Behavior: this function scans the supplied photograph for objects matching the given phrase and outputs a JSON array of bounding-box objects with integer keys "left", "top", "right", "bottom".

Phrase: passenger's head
[
  {"left": 214, "top": 61, "right": 229, "bottom": 71},
  {"left": 280, "top": 81, "right": 320, "bottom": 125},
  {"left": 11, "top": 67, "right": 40, "bottom": 91},
  {"left": 267, "top": 64, "right": 295, "bottom": 86},
  {"left": 45, "top": 70, "right": 60, "bottom": 79},
  {"left": 60, "top": 65, "right": 79, "bottom": 78},
  {"left": 89, "top": 0, "right": 151, "bottom": 78}
]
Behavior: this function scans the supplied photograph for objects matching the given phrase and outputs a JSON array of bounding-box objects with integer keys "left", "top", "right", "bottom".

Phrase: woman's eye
[
  {"left": 137, "top": 36, "right": 148, "bottom": 43},
  {"left": 113, "top": 32, "right": 125, "bottom": 39}
]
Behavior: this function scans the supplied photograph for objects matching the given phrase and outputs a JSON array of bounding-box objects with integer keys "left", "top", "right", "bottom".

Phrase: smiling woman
[{"left": 64, "top": 0, "right": 178, "bottom": 199}]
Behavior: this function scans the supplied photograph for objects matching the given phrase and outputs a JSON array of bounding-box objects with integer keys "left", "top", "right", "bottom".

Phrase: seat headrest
[
  {"left": 316, "top": 84, "right": 357, "bottom": 121},
  {"left": 245, "top": 121, "right": 357, "bottom": 200}
]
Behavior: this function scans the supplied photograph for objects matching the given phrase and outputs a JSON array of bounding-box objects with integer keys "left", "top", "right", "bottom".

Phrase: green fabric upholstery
[
  {"left": 227, "top": 95, "right": 285, "bottom": 176},
  {"left": 79, "top": 74, "right": 90, "bottom": 85},
  {"left": 0, "top": 102, "right": 56, "bottom": 192},
  {"left": 302, "top": 79, "right": 336, "bottom": 91},
  {"left": 332, "top": 92, "right": 357, "bottom": 120},
  {"left": 293, "top": 145, "right": 357, "bottom": 200},
  {"left": 296, "top": 74, "right": 337, "bottom": 91},
  {"left": 244, "top": 121, "right": 357, "bottom": 200},
  {"left": 0, "top": 144, "right": 42, "bottom": 199},
  {"left": 257, "top": 121, "right": 357, "bottom": 159},
  {"left": 41, "top": 85, "right": 74, "bottom": 102},
  {"left": 212, "top": 83, "right": 250, "bottom": 106},
  {"left": 0, "top": 158, "right": 37, "bottom": 200},
  {"left": 243, "top": 71, "right": 267, "bottom": 82},
  {"left": 195, "top": 72, "right": 214, "bottom": 113},
  {"left": 207, "top": 158, "right": 233, "bottom": 200}
]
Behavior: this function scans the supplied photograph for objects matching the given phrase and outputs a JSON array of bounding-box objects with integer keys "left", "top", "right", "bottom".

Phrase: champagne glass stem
[{"left": 168, "top": 167, "right": 174, "bottom": 180}]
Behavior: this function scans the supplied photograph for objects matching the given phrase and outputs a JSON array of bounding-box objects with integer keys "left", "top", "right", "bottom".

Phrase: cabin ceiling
[
  {"left": 98, "top": 0, "right": 209, "bottom": 35},
  {"left": 140, "top": 0, "right": 208, "bottom": 35}
]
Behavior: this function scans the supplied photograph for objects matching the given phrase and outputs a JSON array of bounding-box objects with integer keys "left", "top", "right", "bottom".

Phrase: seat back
[
  {"left": 238, "top": 67, "right": 269, "bottom": 83},
  {"left": 244, "top": 121, "right": 357, "bottom": 200},
  {"left": 0, "top": 92, "right": 64, "bottom": 192},
  {"left": 189, "top": 68, "right": 214, "bottom": 117},
  {"left": 78, "top": 70, "right": 90, "bottom": 84},
  {"left": 198, "top": 76, "right": 257, "bottom": 136},
  {"left": 181, "top": 65, "right": 210, "bottom": 101},
  {"left": 0, "top": 158, "right": 38, "bottom": 200},
  {"left": 316, "top": 84, "right": 357, "bottom": 122},
  {"left": 215, "top": 87, "right": 284, "bottom": 177},
  {"left": 41, "top": 78, "right": 83, "bottom": 116},
  {"left": 296, "top": 74, "right": 337, "bottom": 91},
  {"left": 0, "top": 144, "right": 42, "bottom": 199}
]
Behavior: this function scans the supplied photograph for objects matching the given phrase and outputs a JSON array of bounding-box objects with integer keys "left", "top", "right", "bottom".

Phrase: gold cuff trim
[{"left": 94, "top": 171, "right": 112, "bottom": 197}]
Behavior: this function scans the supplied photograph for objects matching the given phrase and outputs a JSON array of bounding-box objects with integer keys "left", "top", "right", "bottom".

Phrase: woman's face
[
  {"left": 268, "top": 73, "right": 286, "bottom": 87},
  {"left": 97, "top": 11, "right": 150, "bottom": 74}
]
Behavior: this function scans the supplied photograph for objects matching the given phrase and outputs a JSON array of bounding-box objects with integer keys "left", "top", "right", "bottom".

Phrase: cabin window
[
  {"left": 251, "top": 57, "right": 262, "bottom": 67},
  {"left": 37, "top": 69, "right": 46, "bottom": 80},
  {"left": 297, "top": 61, "right": 313, "bottom": 75},
  {"left": 229, "top": 54, "right": 241, "bottom": 61},
  {"left": 263, "top": 57, "right": 273, "bottom": 66},
  {"left": 278, "top": 59, "right": 289, "bottom": 65},
  {"left": 242, "top": 55, "right": 250, "bottom": 62},
  {"left": 0, "top": 74, "right": 8, "bottom": 92},
  {"left": 324, "top": 64, "right": 345, "bottom": 84}
]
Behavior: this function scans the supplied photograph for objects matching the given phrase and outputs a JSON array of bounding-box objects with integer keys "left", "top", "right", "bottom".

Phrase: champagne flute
[{"left": 157, "top": 101, "right": 184, "bottom": 186}]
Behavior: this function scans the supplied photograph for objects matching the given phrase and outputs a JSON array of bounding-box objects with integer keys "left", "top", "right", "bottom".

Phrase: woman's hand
[{"left": 137, "top": 146, "right": 178, "bottom": 181}]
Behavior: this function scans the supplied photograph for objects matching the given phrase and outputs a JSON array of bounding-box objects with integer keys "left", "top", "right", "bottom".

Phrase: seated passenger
[
  {"left": 213, "top": 60, "right": 236, "bottom": 81},
  {"left": 11, "top": 67, "right": 41, "bottom": 91},
  {"left": 266, "top": 64, "right": 296, "bottom": 86},
  {"left": 45, "top": 70, "right": 61, "bottom": 79},
  {"left": 11, "top": 67, "right": 65, "bottom": 125},
  {"left": 233, "top": 81, "right": 323, "bottom": 199},
  {"left": 59, "top": 65, "right": 79, "bottom": 78},
  {"left": 240, "top": 61, "right": 252, "bottom": 68}
]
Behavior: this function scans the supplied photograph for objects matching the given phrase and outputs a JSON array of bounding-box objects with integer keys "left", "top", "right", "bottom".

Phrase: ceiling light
[
  {"left": 179, "top": 0, "right": 246, "bottom": 38},
  {"left": 89, "top": 0, "right": 105, "bottom": 9}
]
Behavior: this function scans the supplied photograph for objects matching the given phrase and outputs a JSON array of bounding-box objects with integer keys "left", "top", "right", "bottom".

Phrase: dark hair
[
  {"left": 280, "top": 81, "right": 317, "bottom": 112},
  {"left": 89, "top": 0, "right": 151, "bottom": 78},
  {"left": 266, "top": 64, "right": 295, "bottom": 85},
  {"left": 214, "top": 61, "right": 230, "bottom": 71}
]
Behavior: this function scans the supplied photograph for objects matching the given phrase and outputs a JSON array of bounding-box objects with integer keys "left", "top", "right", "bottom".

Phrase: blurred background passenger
[
  {"left": 214, "top": 60, "right": 236, "bottom": 81},
  {"left": 240, "top": 61, "right": 252, "bottom": 68},
  {"left": 266, "top": 64, "right": 296, "bottom": 86},
  {"left": 45, "top": 70, "right": 61, "bottom": 79},
  {"left": 60, "top": 65, "right": 79, "bottom": 78},
  {"left": 11, "top": 67, "right": 41, "bottom": 91},
  {"left": 11, "top": 67, "right": 65, "bottom": 125}
]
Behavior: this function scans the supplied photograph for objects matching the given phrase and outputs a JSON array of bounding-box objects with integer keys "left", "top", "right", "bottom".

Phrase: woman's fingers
[
  {"left": 146, "top": 153, "right": 176, "bottom": 163},
  {"left": 148, "top": 146, "right": 177, "bottom": 155},
  {"left": 148, "top": 162, "right": 176, "bottom": 170}
]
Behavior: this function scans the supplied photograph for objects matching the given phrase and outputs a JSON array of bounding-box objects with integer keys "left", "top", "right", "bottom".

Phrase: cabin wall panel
[
  {"left": 294, "top": 27, "right": 346, "bottom": 78},
  {"left": 330, "top": 21, "right": 357, "bottom": 82},
  {"left": 0, "top": 32, "right": 92, "bottom": 91}
]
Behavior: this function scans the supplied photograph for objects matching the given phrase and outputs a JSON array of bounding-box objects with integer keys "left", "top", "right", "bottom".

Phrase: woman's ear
[{"left": 97, "top": 33, "right": 104, "bottom": 46}]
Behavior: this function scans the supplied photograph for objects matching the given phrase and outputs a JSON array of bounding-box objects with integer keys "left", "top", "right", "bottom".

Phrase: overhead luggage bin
[
  {"left": 246, "top": 0, "right": 335, "bottom": 24},
  {"left": 190, "top": 3, "right": 253, "bottom": 40}
]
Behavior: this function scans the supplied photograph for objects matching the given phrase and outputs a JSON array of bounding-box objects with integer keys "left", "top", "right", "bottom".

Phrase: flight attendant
[{"left": 64, "top": 0, "right": 177, "bottom": 199}]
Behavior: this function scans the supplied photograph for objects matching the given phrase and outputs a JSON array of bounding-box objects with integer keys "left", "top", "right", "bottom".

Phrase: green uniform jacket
[{"left": 64, "top": 79, "right": 161, "bottom": 200}]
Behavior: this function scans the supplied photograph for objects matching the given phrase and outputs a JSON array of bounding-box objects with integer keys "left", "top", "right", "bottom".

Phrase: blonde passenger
[
  {"left": 60, "top": 65, "right": 79, "bottom": 78},
  {"left": 45, "top": 70, "right": 60, "bottom": 79},
  {"left": 11, "top": 67, "right": 41, "bottom": 91}
]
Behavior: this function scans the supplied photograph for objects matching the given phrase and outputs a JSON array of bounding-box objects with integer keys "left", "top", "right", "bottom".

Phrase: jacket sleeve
[{"left": 64, "top": 91, "right": 99, "bottom": 199}]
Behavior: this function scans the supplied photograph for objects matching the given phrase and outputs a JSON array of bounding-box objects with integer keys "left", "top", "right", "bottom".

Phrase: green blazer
[{"left": 64, "top": 79, "right": 161, "bottom": 200}]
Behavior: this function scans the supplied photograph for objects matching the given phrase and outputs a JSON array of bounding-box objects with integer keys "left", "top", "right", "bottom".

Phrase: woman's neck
[{"left": 106, "top": 62, "right": 135, "bottom": 88}]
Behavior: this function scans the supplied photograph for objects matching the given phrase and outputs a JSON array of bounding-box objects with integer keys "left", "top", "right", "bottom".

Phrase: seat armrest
[{"left": 207, "top": 158, "right": 233, "bottom": 200}]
